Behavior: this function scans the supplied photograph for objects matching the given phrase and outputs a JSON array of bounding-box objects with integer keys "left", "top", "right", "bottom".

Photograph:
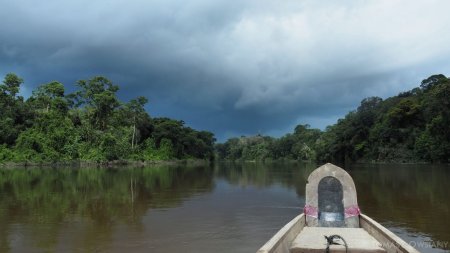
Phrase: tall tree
[
  {"left": 126, "top": 96, "right": 149, "bottom": 149},
  {"left": 29, "top": 81, "right": 68, "bottom": 114},
  {"left": 71, "top": 76, "right": 120, "bottom": 130},
  {"left": 0, "top": 73, "right": 23, "bottom": 98},
  {"left": 0, "top": 73, "right": 30, "bottom": 146}
]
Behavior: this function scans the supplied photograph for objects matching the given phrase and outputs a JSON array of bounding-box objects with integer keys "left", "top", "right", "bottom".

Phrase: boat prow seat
[
  {"left": 305, "top": 163, "right": 360, "bottom": 228},
  {"left": 256, "top": 163, "right": 420, "bottom": 253}
]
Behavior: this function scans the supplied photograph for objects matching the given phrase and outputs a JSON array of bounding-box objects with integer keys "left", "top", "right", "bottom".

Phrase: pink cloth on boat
[
  {"left": 303, "top": 205, "right": 360, "bottom": 218},
  {"left": 344, "top": 205, "right": 361, "bottom": 218},
  {"left": 304, "top": 205, "right": 318, "bottom": 218}
]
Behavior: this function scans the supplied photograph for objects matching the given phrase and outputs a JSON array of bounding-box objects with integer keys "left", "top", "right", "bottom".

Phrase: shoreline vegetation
[
  {"left": 1, "top": 73, "right": 449, "bottom": 165},
  {"left": 0, "top": 74, "right": 215, "bottom": 164},
  {"left": 1, "top": 158, "right": 441, "bottom": 169},
  {"left": 216, "top": 74, "right": 450, "bottom": 164},
  {"left": 0, "top": 159, "right": 211, "bottom": 168}
]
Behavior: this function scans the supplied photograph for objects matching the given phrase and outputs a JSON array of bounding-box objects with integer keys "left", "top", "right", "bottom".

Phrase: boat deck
[
  {"left": 256, "top": 214, "right": 420, "bottom": 253},
  {"left": 290, "top": 227, "right": 386, "bottom": 253}
]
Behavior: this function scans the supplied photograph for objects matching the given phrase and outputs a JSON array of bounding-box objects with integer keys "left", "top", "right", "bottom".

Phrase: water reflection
[
  {"left": 214, "top": 161, "right": 316, "bottom": 196},
  {"left": 348, "top": 164, "right": 450, "bottom": 248},
  {"left": 0, "top": 165, "right": 214, "bottom": 252},
  {"left": 0, "top": 162, "right": 448, "bottom": 253}
]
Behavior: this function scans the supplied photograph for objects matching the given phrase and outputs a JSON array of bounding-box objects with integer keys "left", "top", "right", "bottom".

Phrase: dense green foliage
[
  {"left": 0, "top": 74, "right": 215, "bottom": 162},
  {"left": 215, "top": 125, "right": 321, "bottom": 161},
  {"left": 319, "top": 74, "right": 450, "bottom": 163},
  {"left": 1, "top": 73, "right": 448, "bottom": 163},
  {"left": 217, "top": 74, "right": 450, "bottom": 163}
]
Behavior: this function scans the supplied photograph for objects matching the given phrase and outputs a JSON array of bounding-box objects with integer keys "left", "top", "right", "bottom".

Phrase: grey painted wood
[
  {"left": 305, "top": 163, "right": 359, "bottom": 228},
  {"left": 318, "top": 176, "right": 345, "bottom": 227}
]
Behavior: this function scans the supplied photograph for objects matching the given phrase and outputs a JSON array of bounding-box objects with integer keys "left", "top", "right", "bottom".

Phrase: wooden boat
[{"left": 256, "top": 163, "right": 419, "bottom": 253}]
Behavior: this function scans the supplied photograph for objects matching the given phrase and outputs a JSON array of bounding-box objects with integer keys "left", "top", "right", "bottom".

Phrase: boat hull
[{"left": 256, "top": 213, "right": 419, "bottom": 253}]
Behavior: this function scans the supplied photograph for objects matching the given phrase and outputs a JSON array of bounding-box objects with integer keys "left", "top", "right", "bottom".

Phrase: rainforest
[{"left": 1, "top": 73, "right": 449, "bottom": 164}]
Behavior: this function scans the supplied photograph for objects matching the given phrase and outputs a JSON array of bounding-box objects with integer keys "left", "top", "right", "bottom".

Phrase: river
[{"left": 0, "top": 162, "right": 448, "bottom": 252}]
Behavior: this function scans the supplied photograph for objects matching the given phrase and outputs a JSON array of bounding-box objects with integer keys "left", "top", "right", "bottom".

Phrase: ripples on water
[{"left": 0, "top": 162, "right": 448, "bottom": 252}]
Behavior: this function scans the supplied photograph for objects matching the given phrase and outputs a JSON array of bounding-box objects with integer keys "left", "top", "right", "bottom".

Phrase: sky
[{"left": 1, "top": 0, "right": 450, "bottom": 141}]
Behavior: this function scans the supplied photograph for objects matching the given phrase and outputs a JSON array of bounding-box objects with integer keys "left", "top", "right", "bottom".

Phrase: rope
[{"left": 324, "top": 235, "right": 348, "bottom": 253}]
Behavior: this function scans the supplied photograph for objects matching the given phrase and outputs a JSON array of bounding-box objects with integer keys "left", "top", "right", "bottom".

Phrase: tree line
[
  {"left": 1, "top": 73, "right": 448, "bottom": 163},
  {"left": 216, "top": 74, "right": 450, "bottom": 163},
  {"left": 0, "top": 74, "right": 215, "bottom": 162}
]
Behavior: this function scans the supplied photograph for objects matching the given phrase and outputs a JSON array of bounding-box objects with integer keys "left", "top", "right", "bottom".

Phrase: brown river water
[{"left": 0, "top": 162, "right": 448, "bottom": 252}]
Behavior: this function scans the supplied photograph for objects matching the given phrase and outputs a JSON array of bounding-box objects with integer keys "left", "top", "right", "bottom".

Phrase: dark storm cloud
[{"left": 2, "top": 0, "right": 450, "bottom": 140}]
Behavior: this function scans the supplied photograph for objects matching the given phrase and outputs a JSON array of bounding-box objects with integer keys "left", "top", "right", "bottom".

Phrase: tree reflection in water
[
  {"left": 0, "top": 165, "right": 214, "bottom": 252},
  {"left": 0, "top": 162, "right": 448, "bottom": 252}
]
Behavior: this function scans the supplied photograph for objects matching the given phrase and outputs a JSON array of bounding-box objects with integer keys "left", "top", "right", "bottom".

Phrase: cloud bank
[{"left": 1, "top": 0, "right": 450, "bottom": 140}]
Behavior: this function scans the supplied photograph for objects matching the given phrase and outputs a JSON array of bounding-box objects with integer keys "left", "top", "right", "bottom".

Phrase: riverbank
[
  {"left": 0, "top": 159, "right": 212, "bottom": 168},
  {"left": 217, "top": 157, "right": 439, "bottom": 163}
]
